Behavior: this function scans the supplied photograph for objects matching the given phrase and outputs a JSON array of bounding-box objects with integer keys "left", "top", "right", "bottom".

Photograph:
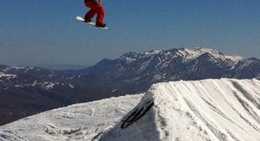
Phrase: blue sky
[{"left": 0, "top": 0, "right": 260, "bottom": 66}]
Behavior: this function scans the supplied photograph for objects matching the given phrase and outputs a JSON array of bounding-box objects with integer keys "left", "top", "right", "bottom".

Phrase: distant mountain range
[
  {"left": 83, "top": 48, "right": 260, "bottom": 90},
  {"left": 0, "top": 47, "right": 259, "bottom": 125}
]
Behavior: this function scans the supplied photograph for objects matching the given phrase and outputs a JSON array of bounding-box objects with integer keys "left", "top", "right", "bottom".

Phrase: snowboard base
[{"left": 76, "top": 16, "right": 109, "bottom": 30}]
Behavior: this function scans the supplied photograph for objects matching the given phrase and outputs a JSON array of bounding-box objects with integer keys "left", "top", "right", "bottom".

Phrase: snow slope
[
  {"left": 0, "top": 95, "right": 143, "bottom": 141},
  {"left": 100, "top": 79, "right": 260, "bottom": 141},
  {"left": 1, "top": 79, "right": 260, "bottom": 141}
]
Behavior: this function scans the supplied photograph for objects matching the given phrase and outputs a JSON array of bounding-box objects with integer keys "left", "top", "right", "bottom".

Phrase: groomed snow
[
  {"left": 0, "top": 95, "right": 143, "bottom": 141},
  {"left": 99, "top": 79, "right": 260, "bottom": 141},
  {"left": 1, "top": 79, "right": 260, "bottom": 141}
]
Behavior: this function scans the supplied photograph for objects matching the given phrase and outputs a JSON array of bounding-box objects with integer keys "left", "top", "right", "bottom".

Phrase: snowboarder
[{"left": 84, "top": 0, "right": 106, "bottom": 28}]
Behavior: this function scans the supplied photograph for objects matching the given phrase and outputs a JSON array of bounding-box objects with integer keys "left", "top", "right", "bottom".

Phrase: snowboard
[{"left": 76, "top": 16, "right": 109, "bottom": 30}]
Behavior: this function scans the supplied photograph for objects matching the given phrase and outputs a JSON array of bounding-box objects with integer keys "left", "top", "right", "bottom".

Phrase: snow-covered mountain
[
  {"left": 0, "top": 48, "right": 259, "bottom": 126},
  {"left": 0, "top": 79, "right": 259, "bottom": 141},
  {"left": 76, "top": 47, "right": 260, "bottom": 102},
  {"left": 85, "top": 48, "right": 259, "bottom": 83}
]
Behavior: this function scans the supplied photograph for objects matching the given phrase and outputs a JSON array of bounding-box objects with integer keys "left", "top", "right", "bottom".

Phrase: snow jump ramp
[{"left": 99, "top": 79, "right": 260, "bottom": 141}]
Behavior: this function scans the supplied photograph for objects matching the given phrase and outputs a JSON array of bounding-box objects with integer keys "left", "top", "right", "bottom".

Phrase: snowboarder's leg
[
  {"left": 84, "top": 9, "right": 96, "bottom": 22},
  {"left": 84, "top": 1, "right": 97, "bottom": 22},
  {"left": 85, "top": 1, "right": 105, "bottom": 27},
  {"left": 95, "top": 4, "right": 105, "bottom": 26}
]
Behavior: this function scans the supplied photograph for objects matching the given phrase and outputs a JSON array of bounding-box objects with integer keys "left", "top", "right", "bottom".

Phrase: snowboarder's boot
[
  {"left": 96, "top": 23, "right": 106, "bottom": 28},
  {"left": 84, "top": 19, "right": 92, "bottom": 23}
]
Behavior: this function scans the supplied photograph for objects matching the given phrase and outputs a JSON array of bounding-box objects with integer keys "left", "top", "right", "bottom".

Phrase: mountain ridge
[{"left": 83, "top": 47, "right": 259, "bottom": 84}]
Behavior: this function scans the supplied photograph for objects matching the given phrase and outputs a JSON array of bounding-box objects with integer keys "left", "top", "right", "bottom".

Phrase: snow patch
[
  {"left": 41, "top": 82, "right": 56, "bottom": 90},
  {"left": 0, "top": 72, "right": 17, "bottom": 79}
]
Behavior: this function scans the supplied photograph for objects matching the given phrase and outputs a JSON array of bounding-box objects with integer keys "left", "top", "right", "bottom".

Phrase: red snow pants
[{"left": 84, "top": 1, "right": 105, "bottom": 25}]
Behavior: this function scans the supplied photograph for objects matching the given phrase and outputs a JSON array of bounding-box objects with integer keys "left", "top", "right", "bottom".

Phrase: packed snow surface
[{"left": 0, "top": 79, "right": 260, "bottom": 141}]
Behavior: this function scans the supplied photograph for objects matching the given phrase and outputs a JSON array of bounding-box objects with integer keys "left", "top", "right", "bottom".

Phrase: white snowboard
[{"left": 76, "top": 16, "right": 109, "bottom": 30}]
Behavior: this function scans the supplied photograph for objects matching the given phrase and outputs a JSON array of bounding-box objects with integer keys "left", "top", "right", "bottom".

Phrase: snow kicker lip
[{"left": 121, "top": 100, "right": 154, "bottom": 129}]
